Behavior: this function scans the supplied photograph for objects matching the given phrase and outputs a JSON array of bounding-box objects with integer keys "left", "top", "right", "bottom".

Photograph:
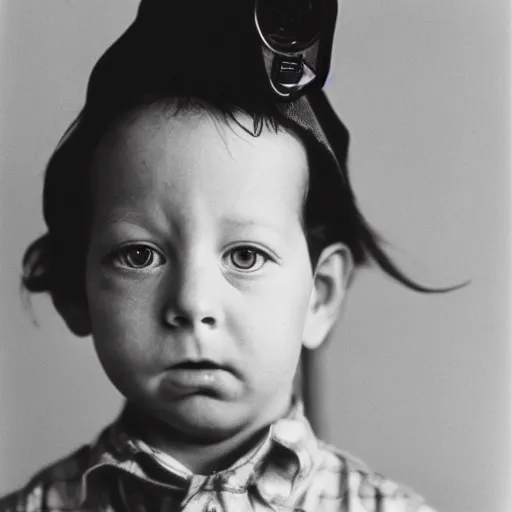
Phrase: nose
[{"left": 162, "top": 257, "right": 222, "bottom": 331}]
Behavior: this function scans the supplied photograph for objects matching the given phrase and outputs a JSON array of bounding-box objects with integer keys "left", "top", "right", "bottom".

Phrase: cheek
[
  {"left": 85, "top": 266, "right": 158, "bottom": 368},
  {"left": 231, "top": 263, "right": 313, "bottom": 359},
  {"left": 236, "top": 293, "right": 306, "bottom": 391}
]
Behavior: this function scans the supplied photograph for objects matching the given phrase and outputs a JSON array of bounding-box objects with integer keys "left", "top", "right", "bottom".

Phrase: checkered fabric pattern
[{"left": 0, "top": 402, "right": 435, "bottom": 512}]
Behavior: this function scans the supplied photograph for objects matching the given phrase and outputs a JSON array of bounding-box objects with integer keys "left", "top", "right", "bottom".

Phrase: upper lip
[{"left": 170, "top": 359, "right": 231, "bottom": 371}]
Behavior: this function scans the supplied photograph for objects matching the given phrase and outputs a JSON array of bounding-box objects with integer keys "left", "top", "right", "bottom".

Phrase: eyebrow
[
  {"left": 100, "top": 207, "right": 166, "bottom": 225},
  {"left": 97, "top": 212, "right": 291, "bottom": 239},
  {"left": 222, "top": 217, "right": 286, "bottom": 233}
]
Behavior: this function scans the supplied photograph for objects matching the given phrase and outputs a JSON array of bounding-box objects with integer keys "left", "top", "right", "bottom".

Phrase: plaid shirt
[{"left": 0, "top": 402, "right": 435, "bottom": 512}]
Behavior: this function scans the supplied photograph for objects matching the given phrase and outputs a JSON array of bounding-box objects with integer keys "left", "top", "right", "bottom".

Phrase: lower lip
[{"left": 160, "top": 368, "right": 234, "bottom": 395}]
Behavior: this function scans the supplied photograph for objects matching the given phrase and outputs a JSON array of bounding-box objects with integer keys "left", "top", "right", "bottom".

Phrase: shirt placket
[{"left": 180, "top": 472, "right": 263, "bottom": 512}]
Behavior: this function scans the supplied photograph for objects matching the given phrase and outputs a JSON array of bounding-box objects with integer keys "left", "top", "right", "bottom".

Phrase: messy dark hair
[{"left": 21, "top": 89, "right": 445, "bottom": 320}]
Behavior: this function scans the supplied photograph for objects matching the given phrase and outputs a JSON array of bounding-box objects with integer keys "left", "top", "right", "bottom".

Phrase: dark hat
[{"left": 85, "top": 0, "right": 349, "bottom": 171}]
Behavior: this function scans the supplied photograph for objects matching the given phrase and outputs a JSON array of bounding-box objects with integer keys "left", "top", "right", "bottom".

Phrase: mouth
[
  {"left": 160, "top": 359, "right": 238, "bottom": 396},
  {"left": 171, "top": 360, "right": 228, "bottom": 371}
]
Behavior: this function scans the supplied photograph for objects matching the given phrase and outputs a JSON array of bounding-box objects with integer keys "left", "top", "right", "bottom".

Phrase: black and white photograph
[{"left": 0, "top": 1, "right": 509, "bottom": 511}]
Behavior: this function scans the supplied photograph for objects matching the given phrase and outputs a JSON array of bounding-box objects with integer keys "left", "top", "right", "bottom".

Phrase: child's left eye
[
  {"left": 111, "top": 245, "right": 165, "bottom": 270},
  {"left": 224, "top": 247, "right": 270, "bottom": 272}
]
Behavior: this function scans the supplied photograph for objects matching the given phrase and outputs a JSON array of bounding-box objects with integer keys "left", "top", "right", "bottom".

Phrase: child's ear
[
  {"left": 302, "top": 242, "right": 353, "bottom": 350},
  {"left": 55, "top": 298, "right": 92, "bottom": 338}
]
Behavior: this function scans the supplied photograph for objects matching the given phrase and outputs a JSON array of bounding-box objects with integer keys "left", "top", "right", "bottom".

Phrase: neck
[{"left": 123, "top": 401, "right": 293, "bottom": 475}]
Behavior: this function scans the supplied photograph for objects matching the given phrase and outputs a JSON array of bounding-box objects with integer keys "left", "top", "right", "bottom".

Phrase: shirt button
[
  {"left": 205, "top": 502, "right": 219, "bottom": 512},
  {"left": 219, "top": 473, "right": 239, "bottom": 489}
]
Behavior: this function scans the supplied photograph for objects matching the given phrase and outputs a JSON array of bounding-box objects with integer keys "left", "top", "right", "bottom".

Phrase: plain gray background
[{"left": 0, "top": 1, "right": 510, "bottom": 511}]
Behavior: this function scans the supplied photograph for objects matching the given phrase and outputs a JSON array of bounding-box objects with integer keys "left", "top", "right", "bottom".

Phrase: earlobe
[
  {"left": 302, "top": 243, "right": 353, "bottom": 350},
  {"left": 55, "top": 299, "right": 92, "bottom": 338}
]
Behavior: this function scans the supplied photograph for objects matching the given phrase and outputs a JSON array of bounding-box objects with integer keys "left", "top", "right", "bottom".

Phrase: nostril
[
  {"left": 170, "top": 315, "right": 191, "bottom": 328},
  {"left": 165, "top": 314, "right": 216, "bottom": 329},
  {"left": 201, "top": 316, "right": 216, "bottom": 327}
]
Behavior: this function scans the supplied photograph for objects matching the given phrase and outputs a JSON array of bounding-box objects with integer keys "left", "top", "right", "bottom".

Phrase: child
[{"left": 1, "top": 1, "right": 439, "bottom": 511}]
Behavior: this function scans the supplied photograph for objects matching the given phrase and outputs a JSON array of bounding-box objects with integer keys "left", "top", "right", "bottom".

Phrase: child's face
[{"left": 85, "top": 106, "right": 316, "bottom": 442}]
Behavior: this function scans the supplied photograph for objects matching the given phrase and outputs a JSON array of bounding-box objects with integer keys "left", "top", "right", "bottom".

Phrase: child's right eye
[{"left": 110, "top": 244, "right": 165, "bottom": 270}]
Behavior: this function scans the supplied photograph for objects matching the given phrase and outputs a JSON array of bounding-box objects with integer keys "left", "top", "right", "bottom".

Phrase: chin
[{"left": 155, "top": 395, "right": 257, "bottom": 443}]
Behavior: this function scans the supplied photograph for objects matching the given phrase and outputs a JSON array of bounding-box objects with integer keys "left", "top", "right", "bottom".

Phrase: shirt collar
[{"left": 81, "top": 398, "right": 321, "bottom": 507}]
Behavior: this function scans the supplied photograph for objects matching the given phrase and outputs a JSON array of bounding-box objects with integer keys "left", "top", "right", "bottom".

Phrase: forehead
[{"left": 90, "top": 106, "right": 309, "bottom": 231}]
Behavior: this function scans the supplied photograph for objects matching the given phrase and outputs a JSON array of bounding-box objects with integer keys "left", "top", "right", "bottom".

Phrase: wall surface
[{"left": 0, "top": 2, "right": 509, "bottom": 512}]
